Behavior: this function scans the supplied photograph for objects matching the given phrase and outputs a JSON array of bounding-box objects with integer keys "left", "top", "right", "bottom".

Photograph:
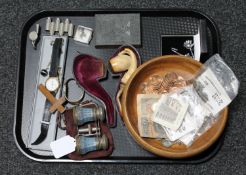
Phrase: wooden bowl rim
[{"left": 122, "top": 55, "right": 228, "bottom": 158}]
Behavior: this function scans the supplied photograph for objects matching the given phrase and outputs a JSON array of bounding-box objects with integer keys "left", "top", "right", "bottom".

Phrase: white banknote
[{"left": 153, "top": 94, "right": 189, "bottom": 131}]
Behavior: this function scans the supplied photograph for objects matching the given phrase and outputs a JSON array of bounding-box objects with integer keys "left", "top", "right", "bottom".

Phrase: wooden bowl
[{"left": 121, "top": 55, "right": 228, "bottom": 158}]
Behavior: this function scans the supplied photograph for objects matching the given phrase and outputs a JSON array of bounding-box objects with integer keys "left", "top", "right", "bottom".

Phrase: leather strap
[{"left": 49, "top": 38, "right": 63, "bottom": 77}]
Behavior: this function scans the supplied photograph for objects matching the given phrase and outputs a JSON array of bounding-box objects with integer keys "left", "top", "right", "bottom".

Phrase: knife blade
[{"left": 31, "top": 100, "right": 52, "bottom": 145}]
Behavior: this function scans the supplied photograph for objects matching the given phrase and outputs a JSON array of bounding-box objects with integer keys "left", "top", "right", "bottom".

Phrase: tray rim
[{"left": 14, "top": 8, "right": 223, "bottom": 163}]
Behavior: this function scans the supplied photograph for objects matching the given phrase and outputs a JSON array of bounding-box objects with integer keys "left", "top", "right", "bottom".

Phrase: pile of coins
[{"left": 140, "top": 72, "right": 187, "bottom": 94}]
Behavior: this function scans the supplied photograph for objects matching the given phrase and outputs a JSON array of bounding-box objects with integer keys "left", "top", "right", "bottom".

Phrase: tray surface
[{"left": 14, "top": 9, "right": 222, "bottom": 163}]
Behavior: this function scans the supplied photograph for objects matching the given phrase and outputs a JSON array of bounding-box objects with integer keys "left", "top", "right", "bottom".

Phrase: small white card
[
  {"left": 50, "top": 135, "right": 76, "bottom": 159},
  {"left": 153, "top": 95, "right": 189, "bottom": 131}
]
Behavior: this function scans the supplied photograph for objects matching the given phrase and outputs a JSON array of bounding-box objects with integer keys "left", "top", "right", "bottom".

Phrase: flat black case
[{"left": 14, "top": 9, "right": 223, "bottom": 163}]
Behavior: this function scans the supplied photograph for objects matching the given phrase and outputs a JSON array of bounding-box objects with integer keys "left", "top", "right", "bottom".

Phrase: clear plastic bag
[
  {"left": 152, "top": 54, "right": 240, "bottom": 147},
  {"left": 193, "top": 54, "right": 239, "bottom": 138},
  {"left": 195, "top": 54, "right": 239, "bottom": 101},
  {"left": 154, "top": 85, "right": 210, "bottom": 146}
]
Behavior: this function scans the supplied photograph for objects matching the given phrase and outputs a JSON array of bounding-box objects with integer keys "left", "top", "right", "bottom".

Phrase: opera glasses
[
  {"left": 73, "top": 104, "right": 108, "bottom": 154},
  {"left": 73, "top": 105, "right": 105, "bottom": 126}
]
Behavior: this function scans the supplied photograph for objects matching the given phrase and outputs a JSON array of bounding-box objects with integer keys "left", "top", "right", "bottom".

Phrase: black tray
[{"left": 14, "top": 9, "right": 223, "bottom": 163}]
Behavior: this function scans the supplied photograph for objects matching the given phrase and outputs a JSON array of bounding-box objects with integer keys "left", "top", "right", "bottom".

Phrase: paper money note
[
  {"left": 137, "top": 94, "right": 166, "bottom": 138},
  {"left": 163, "top": 112, "right": 196, "bottom": 142},
  {"left": 153, "top": 93, "right": 189, "bottom": 131}
]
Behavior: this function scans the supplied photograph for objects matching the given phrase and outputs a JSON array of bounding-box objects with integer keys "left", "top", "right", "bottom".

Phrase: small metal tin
[{"left": 74, "top": 25, "right": 93, "bottom": 44}]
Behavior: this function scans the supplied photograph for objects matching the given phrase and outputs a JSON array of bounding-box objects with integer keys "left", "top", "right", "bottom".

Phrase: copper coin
[
  {"left": 152, "top": 89, "right": 160, "bottom": 94},
  {"left": 149, "top": 75, "right": 163, "bottom": 85},
  {"left": 148, "top": 75, "right": 163, "bottom": 90},
  {"left": 147, "top": 84, "right": 161, "bottom": 94},
  {"left": 173, "top": 80, "right": 186, "bottom": 88},
  {"left": 158, "top": 85, "right": 168, "bottom": 94},
  {"left": 161, "top": 78, "right": 170, "bottom": 89},
  {"left": 164, "top": 72, "right": 178, "bottom": 84},
  {"left": 177, "top": 76, "right": 184, "bottom": 81},
  {"left": 145, "top": 84, "right": 155, "bottom": 94},
  {"left": 140, "top": 82, "right": 148, "bottom": 93},
  {"left": 169, "top": 86, "right": 180, "bottom": 92},
  {"left": 141, "top": 72, "right": 187, "bottom": 94}
]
